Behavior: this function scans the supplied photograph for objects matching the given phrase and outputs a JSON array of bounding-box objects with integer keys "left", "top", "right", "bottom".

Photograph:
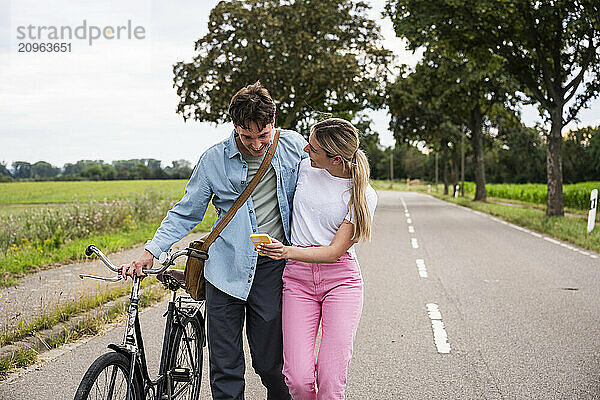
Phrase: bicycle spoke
[{"left": 107, "top": 365, "right": 118, "bottom": 400}]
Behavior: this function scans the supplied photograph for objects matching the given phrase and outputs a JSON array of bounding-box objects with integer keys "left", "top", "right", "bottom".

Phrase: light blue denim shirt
[{"left": 145, "top": 129, "right": 308, "bottom": 300}]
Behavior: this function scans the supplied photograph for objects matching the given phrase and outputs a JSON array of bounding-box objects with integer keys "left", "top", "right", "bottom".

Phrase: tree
[
  {"left": 562, "top": 126, "right": 600, "bottom": 182},
  {"left": 31, "top": 161, "right": 60, "bottom": 179},
  {"left": 387, "top": 49, "right": 517, "bottom": 200},
  {"left": 63, "top": 160, "right": 104, "bottom": 176},
  {"left": 80, "top": 164, "right": 117, "bottom": 181},
  {"left": 165, "top": 160, "right": 193, "bottom": 179},
  {"left": 12, "top": 161, "right": 32, "bottom": 179},
  {"left": 0, "top": 162, "right": 12, "bottom": 178},
  {"left": 489, "top": 115, "right": 547, "bottom": 183},
  {"left": 385, "top": 59, "right": 464, "bottom": 194},
  {"left": 173, "top": 0, "right": 392, "bottom": 135},
  {"left": 385, "top": 0, "right": 600, "bottom": 215}
]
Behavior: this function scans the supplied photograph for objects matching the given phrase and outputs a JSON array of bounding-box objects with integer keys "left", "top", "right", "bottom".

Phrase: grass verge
[
  {"left": 0, "top": 281, "right": 168, "bottom": 379},
  {"left": 0, "top": 209, "right": 214, "bottom": 288},
  {"left": 0, "top": 277, "right": 158, "bottom": 347},
  {"left": 432, "top": 193, "right": 600, "bottom": 254},
  {"left": 0, "top": 222, "right": 160, "bottom": 288}
]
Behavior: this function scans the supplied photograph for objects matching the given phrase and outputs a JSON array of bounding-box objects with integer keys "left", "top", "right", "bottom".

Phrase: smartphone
[{"left": 250, "top": 233, "right": 273, "bottom": 256}]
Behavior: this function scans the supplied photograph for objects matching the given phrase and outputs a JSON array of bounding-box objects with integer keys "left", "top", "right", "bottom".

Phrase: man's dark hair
[{"left": 229, "top": 81, "right": 276, "bottom": 130}]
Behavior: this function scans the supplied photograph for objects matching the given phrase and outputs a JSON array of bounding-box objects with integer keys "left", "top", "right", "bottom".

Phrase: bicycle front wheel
[
  {"left": 74, "top": 351, "right": 143, "bottom": 400},
  {"left": 167, "top": 315, "right": 204, "bottom": 400}
]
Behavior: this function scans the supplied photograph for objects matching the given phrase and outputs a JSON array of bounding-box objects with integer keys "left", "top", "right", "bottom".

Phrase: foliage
[
  {"left": 563, "top": 126, "right": 600, "bottom": 183},
  {"left": 7, "top": 159, "right": 191, "bottom": 182},
  {"left": 384, "top": 0, "right": 600, "bottom": 124},
  {"left": 173, "top": 0, "right": 392, "bottom": 134},
  {"left": 384, "top": 0, "right": 600, "bottom": 215},
  {"left": 386, "top": 47, "right": 519, "bottom": 200},
  {"left": 0, "top": 163, "right": 9, "bottom": 178},
  {"left": 11, "top": 161, "right": 31, "bottom": 179},
  {"left": 31, "top": 161, "right": 60, "bottom": 179}
]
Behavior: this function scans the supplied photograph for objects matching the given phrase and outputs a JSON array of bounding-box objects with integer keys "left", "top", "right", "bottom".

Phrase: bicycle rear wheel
[
  {"left": 166, "top": 315, "right": 204, "bottom": 400},
  {"left": 74, "top": 352, "right": 143, "bottom": 400}
]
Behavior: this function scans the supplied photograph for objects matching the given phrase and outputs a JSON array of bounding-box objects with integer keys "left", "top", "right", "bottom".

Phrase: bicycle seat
[{"left": 157, "top": 269, "right": 186, "bottom": 291}]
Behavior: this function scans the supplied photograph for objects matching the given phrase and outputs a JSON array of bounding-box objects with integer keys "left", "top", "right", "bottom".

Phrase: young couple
[{"left": 124, "top": 81, "right": 377, "bottom": 400}]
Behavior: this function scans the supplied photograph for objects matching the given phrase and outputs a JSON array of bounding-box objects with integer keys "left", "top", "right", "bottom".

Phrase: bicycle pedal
[{"left": 171, "top": 367, "right": 192, "bottom": 382}]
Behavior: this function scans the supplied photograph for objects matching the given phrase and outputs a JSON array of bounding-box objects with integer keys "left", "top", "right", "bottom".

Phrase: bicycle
[{"left": 73, "top": 244, "right": 208, "bottom": 400}]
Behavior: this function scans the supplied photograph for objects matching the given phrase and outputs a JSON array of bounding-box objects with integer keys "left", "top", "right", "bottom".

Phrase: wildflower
[{"left": 21, "top": 237, "right": 29, "bottom": 244}]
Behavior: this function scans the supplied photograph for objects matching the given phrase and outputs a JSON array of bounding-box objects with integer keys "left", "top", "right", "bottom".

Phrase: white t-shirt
[{"left": 290, "top": 158, "right": 378, "bottom": 258}]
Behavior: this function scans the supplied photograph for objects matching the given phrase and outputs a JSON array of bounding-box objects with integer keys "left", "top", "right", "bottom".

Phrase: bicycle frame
[
  {"left": 106, "top": 276, "right": 203, "bottom": 400},
  {"left": 79, "top": 245, "right": 207, "bottom": 400}
]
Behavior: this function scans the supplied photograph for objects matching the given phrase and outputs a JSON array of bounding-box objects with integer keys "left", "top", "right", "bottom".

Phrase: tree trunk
[
  {"left": 471, "top": 105, "right": 487, "bottom": 201},
  {"left": 450, "top": 146, "right": 459, "bottom": 196},
  {"left": 546, "top": 106, "right": 564, "bottom": 216},
  {"left": 443, "top": 149, "right": 449, "bottom": 195}
]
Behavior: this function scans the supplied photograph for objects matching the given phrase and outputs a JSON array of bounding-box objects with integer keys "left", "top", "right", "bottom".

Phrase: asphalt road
[{"left": 1, "top": 191, "right": 599, "bottom": 399}]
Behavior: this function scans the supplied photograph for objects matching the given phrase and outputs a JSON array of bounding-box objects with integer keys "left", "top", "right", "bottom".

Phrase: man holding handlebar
[{"left": 122, "top": 81, "right": 307, "bottom": 400}]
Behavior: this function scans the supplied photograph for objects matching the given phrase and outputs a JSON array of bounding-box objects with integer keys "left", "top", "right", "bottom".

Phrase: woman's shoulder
[
  {"left": 365, "top": 184, "right": 378, "bottom": 205},
  {"left": 298, "top": 157, "right": 314, "bottom": 174}
]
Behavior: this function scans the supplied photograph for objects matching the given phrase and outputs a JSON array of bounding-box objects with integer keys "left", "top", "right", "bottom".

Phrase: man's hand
[
  {"left": 121, "top": 250, "right": 154, "bottom": 280},
  {"left": 258, "top": 238, "right": 289, "bottom": 260}
]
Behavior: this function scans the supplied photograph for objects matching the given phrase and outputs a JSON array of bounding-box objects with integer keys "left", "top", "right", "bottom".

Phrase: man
[{"left": 123, "top": 81, "right": 307, "bottom": 399}]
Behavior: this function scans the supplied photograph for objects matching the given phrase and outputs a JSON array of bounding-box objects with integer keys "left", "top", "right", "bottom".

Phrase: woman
[{"left": 259, "top": 118, "right": 377, "bottom": 399}]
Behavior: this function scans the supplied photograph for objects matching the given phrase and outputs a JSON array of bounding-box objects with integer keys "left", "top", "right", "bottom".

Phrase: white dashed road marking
[
  {"left": 411, "top": 238, "right": 419, "bottom": 248},
  {"left": 408, "top": 226, "right": 415, "bottom": 233},
  {"left": 426, "top": 303, "right": 451, "bottom": 354},
  {"left": 416, "top": 259, "right": 427, "bottom": 278}
]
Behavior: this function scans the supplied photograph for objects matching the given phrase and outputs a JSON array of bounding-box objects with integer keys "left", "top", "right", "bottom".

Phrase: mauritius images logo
[{"left": 16, "top": 20, "right": 146, "bottom": 46}]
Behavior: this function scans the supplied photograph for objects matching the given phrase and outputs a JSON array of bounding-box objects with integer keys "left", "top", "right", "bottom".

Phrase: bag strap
[{"left": 199, "top": 128, "right": 281, "bottom": 252}]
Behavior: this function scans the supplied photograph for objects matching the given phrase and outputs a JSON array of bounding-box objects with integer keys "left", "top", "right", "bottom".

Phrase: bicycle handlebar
[{"left": 84, "top": 244, "right": 208, "bottom": 276}]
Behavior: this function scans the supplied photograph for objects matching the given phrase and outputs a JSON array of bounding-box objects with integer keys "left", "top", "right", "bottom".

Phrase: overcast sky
[{"left": 1, "top": 0, "right": 599, "bottom": 168}]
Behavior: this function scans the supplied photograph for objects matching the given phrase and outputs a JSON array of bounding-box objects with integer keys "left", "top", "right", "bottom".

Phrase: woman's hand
[{"left": 258, "top": 238, "right": 289, "bottom": 260}]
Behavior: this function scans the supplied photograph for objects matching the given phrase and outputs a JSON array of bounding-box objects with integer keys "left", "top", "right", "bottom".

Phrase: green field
[
  {"left": 0, "top": 180, "right": 216, "bottom": 287},
  {"left": 462, "top": 181, "right": 600, "bottom": 210},
  {"left": 0, "top": 180, "right": 189, "bottom": 205}
]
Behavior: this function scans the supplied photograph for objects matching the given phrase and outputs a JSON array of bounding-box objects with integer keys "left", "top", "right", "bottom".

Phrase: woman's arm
[{"left": 258, "top": 220, "right": 358, "bottom": 263}]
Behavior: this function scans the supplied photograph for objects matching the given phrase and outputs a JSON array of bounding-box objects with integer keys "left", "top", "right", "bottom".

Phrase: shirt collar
[{"left": 226, "top": 130, "right": 241, "bottom": 159}]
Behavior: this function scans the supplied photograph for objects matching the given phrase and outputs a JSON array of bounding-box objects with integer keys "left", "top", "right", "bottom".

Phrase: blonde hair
[{"left": 311, "top": 118, "right": 372, "bottom": 241}]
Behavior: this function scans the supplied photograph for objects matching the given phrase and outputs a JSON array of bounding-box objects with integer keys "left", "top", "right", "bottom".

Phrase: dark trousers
[{"left": 205, "top": 256, "right": 291, "bottom": 400}]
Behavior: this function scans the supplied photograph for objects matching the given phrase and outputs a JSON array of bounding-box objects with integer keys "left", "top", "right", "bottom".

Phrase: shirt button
[
  {"left": 249, "top": 210, "right": 253, "bottom": 213},
  {"left": 243, "top": 165, "right": 247, "bottom": 168},
  {"left": 253, "top": 229, "right": 256, "bottom": 232},
  {"left": 251, "top": 266, "right": 254, "bottom": 270},
  {"left": 292, "top": 168, "right": 296, "bottom": 172},
  {"left": 248, "top": 274, "right": 252, "bottom": 278},
  {"left": 247, "top": 279, "right": 251, "bottom": 283},
  {"left": 241, "top": 181, "right": 245, "bottom": 184}
]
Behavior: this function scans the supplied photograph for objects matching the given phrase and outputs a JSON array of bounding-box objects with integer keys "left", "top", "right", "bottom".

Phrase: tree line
[
  {"left": 3, "top": 123, "right": 598, "bottom": 184},
  {"left": 0, "top": 159, "right": 194, "bottom": 182}
]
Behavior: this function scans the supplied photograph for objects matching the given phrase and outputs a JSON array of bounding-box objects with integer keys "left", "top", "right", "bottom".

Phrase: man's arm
[{"left": 122, "top": 158, "right": 213, "bottom": 278}]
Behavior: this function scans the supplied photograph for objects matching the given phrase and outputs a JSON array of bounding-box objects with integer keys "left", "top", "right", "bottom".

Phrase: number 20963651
[{"left": 18, "top": 42, "right": 71, "bottom": 52}]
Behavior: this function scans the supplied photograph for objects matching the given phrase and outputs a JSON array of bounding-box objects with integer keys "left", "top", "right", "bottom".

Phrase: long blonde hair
[{"left": 312, "top": 118, "right": 372, "bottom": 241}]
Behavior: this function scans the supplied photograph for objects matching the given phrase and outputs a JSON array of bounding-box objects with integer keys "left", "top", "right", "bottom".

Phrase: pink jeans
[{"left": 282, "top": 252, "right": 363, "bottom": 400}]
